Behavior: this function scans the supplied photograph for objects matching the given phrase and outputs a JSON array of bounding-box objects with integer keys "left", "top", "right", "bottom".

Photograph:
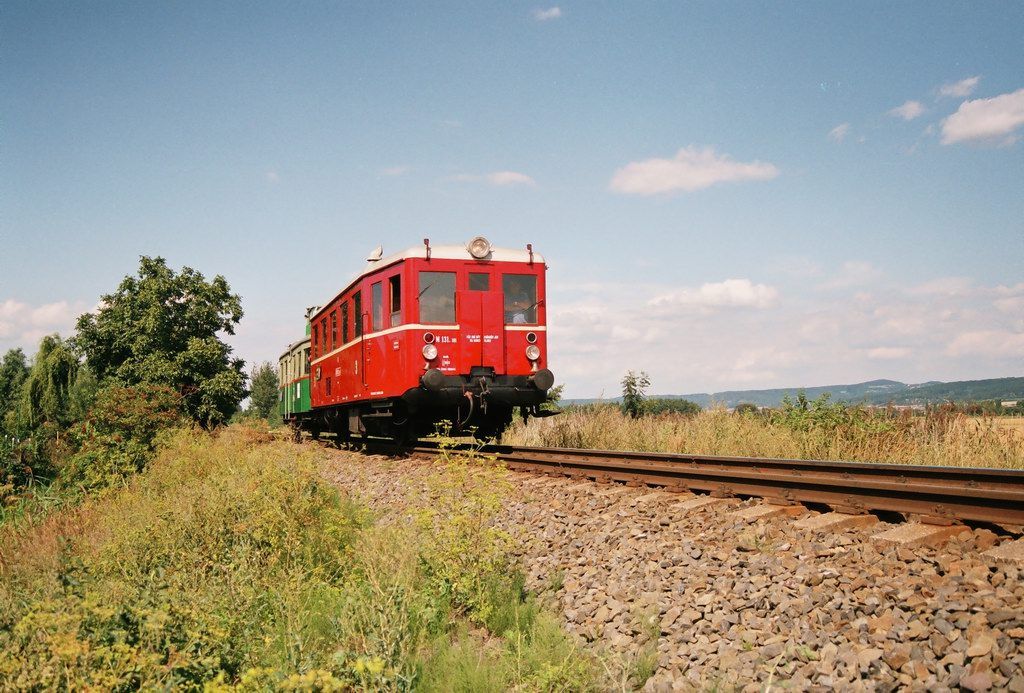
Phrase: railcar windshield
[
  {"left": 503, "top": 274, "right": 538, "bottom": 324},
  {"left": 418, "top": 271, "right": 456, "bottom": 324}
]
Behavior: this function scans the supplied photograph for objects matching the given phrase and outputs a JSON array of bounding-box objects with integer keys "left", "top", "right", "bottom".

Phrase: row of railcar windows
[
  {"left": 311, "top": 271, "right": 538, "bottom": 359},
  {"left": 279, "top": 346, "right": 310, "bottom": 387}
]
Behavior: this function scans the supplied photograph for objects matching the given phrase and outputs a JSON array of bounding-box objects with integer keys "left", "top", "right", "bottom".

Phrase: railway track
[{"left": 366, "top": 440, "right": 1024, "bottom": 528}]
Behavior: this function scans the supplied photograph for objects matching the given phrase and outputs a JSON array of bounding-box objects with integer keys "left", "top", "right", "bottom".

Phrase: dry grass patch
[{"left": 503, "top": 405, "right": 1024, "bottom": 469}]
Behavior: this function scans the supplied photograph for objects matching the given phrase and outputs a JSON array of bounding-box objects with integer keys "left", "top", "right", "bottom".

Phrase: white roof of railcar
[
  {"left": 279, "top": 336, "right": 311, "bottom": 361},
  {"left": 356, "top": 244, "right": 546, "bottom": 283},
  {"left": 311, "top": 243, "right": 546, "bottom": 322}
]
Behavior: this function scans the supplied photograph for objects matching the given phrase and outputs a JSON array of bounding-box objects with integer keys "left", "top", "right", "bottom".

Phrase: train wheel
[
  {"left": 473, "top": 407, "right": 513, "bottom": 442},
  {"left": 392, "top": 423, "right": 415, "bottom": 445}
]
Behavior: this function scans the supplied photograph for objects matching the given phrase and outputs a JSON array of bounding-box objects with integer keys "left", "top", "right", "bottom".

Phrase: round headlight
[
  {"left": 525, "top": 345, "right": 541, "bottom": 361},
  {"left": 467, "top": 236, "right": 492, "bottom": 259},
  {"left": 422, "top": 344, "right": 438, "bottom": 360},
  {"left": 423, "top": 332, "right": 435, "bottom": 344},
  {"left": 526, "top": 331, "right": 538, "bottom": 344}
]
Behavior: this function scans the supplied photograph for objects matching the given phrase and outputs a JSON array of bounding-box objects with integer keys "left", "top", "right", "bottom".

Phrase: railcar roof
[
  {"left": 279, "top": 337, "right": 310, "bottom": 361},
  {"left": 359, "top": 244, "right": 545, "bottom": 281},
  {"left": 311, "top": 243, "right": 546, "bottom": 322}
]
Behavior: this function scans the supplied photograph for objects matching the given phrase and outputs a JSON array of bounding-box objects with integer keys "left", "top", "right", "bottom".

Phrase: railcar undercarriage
[{"left": 290, "top": 366, "right": 556, "bottom": 443}]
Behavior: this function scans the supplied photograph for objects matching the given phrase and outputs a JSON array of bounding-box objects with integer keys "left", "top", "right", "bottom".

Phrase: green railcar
[{"left": 278, "top": 336, "right": 311, "bottom": 421}]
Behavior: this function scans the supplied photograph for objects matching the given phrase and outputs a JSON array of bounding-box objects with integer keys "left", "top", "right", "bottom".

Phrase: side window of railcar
[
  {"left": 320, "top": 318, "right": 328, "bottom": 354},
  {"left": 330, "top": 311, "right": 337, "bottom": 349},
  {"left": 303, "top": 347, "right": 310, "bottom": 374},
  {"left": 503, "top": 275, "right": 538, "bottom": 324},
  {"left": 418, "top": 271, "right": 456, "bottom": 324},
  {"left": 311, "top": 325, "right": 319, "bottom": 358},
  {"left": 469, "top": 272, "right": 490, "bottom": 291},
  {"left": 371, "top": 282, "right": 383, "bottom": 332},
  {"left": 341, "top": 302, "right": 349, "bottom": 343},
  {"left": 389, "top": 275, "right": 402, "bottom": 326},
  {"left": 353, "top": 292, "right": 362, "bottom": 337}
]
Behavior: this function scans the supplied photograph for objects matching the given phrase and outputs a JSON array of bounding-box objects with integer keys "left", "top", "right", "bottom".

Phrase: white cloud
[
  {"left": 264, "top": 170, "right": 280, "bottom": 183},
  {"left": 546, "top": 271, "right": 1023, "bottom": 398},
  {"left": 650, "top": 279, "right": 779, "bottom": 311},
  {"left": 867, "top": 347, "right": 911, "bottom": 360},
  {"left": 0, "top": 298, "right": 84, "bottom": 351},
  {"left": 486, "top": 171, "right": 536, "bottom": 186},
  {"left": 828, "top": 123, "right": 850, "bottom": 142},
  {"left": 817, "top": 261, "right": 884, "bottom": 290},
  {"left": 907, "top": 276, "right": 975, "bottom": 297},
  {"left": 938, "top": 76, "right": 980, "bottom": 99},
  {"left": 941, "top": 88, "right": 1024, "bottom": 145},
  {"left": 533, "top": 7, "right": 562, "bottom": 21},
  {"left": 609, "top": 146, "right": 779, "bottom": 196},
  {"left": 889, "top": 100, "right": 925, "bottom": 121},
  {"left": 947, "top": 330, "right": 1024, "bottom": 358},
  {"left": 452, "top": 171, "right": 536, "bottom": 187},
  {"left": 380, "top": 165, "right": 411, "bottom": 177},
  {"left": 995, "top": 296, "right": 1024, "bottom": 314}
]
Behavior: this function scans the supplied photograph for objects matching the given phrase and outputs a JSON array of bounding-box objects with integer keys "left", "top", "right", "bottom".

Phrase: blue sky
[{"left": 2, "top": 2, "right": 1022, "bottom": 397}]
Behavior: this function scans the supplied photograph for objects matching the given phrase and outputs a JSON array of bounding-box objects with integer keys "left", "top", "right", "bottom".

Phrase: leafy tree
[
  {"left": 646, "top": 398, "right": 702, "bottom": 416},
  {"left": 61, "top": 383, "right": 182, "bottom": 491},
  {"left": 68, "top": 365, "right": 102, "bottom": 423},
  {"left": 0, "top": 348, "right": 29, "bottom": 432},
  {"left": 17, "top": 334, "right": 80, "bottom": 431},
  {"left": 75, "top": 256, "right": 246, "bottom": 428},
  {"left": 621, "top": 370, "right": 651, "bottom": 418},
  {"left": 734, "top": 402, "right": 759, "bottom": 415},
  {"left": 541, "top": 383, "right": 565, "bottom": 413},
  {"left": 247, "top": 361, "right": 279, "bottom": 421}
]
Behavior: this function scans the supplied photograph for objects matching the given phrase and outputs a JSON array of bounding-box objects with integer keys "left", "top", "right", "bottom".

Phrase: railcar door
[{"left": 456, "top": 290, "right": 505, "bottom": 374}]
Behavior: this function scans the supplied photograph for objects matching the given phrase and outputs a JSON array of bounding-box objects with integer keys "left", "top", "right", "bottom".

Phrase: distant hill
[
  {"left": 565, "top": 377, "right": 1024, "bottom": 409},
  {"left": 870, "top": 377, "right": 1024, "bottom": 406}
]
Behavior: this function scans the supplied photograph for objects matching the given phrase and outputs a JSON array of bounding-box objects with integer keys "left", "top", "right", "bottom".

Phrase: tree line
[{"left": 1, "top": 256, "right": 275, "bottom": 496}]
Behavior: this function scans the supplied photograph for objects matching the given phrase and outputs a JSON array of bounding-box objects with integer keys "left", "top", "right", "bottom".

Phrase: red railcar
[{"left": 293, "top": 236, "right": 554, "bottom": 440}]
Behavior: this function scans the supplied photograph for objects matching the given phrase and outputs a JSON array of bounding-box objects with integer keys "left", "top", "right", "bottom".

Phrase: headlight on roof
[
  {"left": 525, "top": 345, "right": 541, "bottom": 361},
  {"left": 467, "top": 236, "right": 492, "bottom": 259}
]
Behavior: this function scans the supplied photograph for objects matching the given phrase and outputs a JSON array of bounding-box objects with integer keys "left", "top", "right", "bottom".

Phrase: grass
[
  {"left": 502, "top": 405, "right": 1024, "bottom": 468},
  {"left": 630, "top": 608, "right": 661, "bottom": 687},
  {"left": 983, "top": 416, "right": 1024, "bottom": 439},
  {"left": 0, "top": 425, "right": 597, "bottom": 691}
]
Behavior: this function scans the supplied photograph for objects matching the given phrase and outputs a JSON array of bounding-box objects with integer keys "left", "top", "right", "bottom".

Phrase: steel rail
[{"left": 368, "top": 441, "right": 1024, "bottom": 526}]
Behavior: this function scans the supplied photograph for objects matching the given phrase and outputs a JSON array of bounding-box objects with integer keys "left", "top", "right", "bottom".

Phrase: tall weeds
[
  {"left": 502, "top": 405, "right": 1024, "bottom": 468},
  {"left": 0, "top": 426, "right": 596, "bottom": 691}
]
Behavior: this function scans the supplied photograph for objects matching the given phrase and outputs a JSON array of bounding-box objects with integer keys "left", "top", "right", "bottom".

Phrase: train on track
[{"left": 278, "top": 236, "right": 555, "bottom": 441}]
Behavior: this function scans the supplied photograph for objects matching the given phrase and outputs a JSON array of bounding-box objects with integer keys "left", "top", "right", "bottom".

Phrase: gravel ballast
[{"left": 323, "top": 449, "right": 1024, "bottom": 692}]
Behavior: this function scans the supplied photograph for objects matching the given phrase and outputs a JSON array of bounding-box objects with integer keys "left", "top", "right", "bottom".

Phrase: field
[
  {"left": 502, "top": 405, "right": 1024, "bottom": 469},
  {"left": 988, "top": 416, "right": 1024, "bottom": 439}
]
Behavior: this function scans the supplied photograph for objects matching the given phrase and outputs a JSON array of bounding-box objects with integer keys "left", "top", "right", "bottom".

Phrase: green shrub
[{"left": 59, "top": 383, "right": 183, "bottom": 492}]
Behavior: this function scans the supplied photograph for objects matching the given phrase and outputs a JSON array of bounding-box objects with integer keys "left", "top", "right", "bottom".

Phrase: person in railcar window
[
  {"left": 509, "top": 294, "right": 530, "bottom": 323},
  {"left": 503, "top": 274, "right": 538, "bottom": 324}
]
